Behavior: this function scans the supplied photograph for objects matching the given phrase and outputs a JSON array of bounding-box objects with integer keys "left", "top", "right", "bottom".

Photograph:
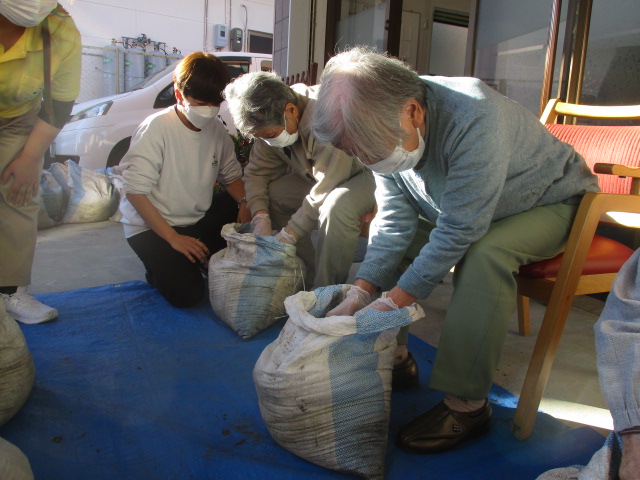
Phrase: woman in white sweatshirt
[{"left": 120, "top": 52, "right": 250, "bottom": 307}]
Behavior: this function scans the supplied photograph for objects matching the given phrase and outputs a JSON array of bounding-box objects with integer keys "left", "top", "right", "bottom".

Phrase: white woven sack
[
  {"left": 0, "top": 437, "right": 34, "bottom": 480},
  {"left": 254, "top": 285, "right": 425, "bottom": 479},
  {"left": 209, "top": 223, "right": 306, "bottom": 339},
  {"left": 36, "top": 169, "right": 67, "bottom": 230},
  {"left": 50, "top": 160, "right": 119, "bottom": 224},
  {"left": 0, "top": 303, "right": 35, "bottom": 427}
]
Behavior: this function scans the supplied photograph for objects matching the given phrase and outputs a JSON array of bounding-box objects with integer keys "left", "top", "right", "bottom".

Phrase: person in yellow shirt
[{"left": 0, "top": 0, "right": 81, "bottom": 324}]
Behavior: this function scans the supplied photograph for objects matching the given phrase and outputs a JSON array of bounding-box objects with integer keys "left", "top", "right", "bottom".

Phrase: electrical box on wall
[
  {"left": 214, "top": 24, "right": 227, "bottom": 48},
  {"left": 230, "top": 27, "right": 243, "bottom": 52}
]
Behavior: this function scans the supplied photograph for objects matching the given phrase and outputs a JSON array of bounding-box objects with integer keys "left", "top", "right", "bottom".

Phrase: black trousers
[{"left": 127, "top": 191, "right": 237, "bottom": 308}]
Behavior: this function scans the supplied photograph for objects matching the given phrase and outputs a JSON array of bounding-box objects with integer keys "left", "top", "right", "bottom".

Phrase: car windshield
[{"left": 224, "top": 61, "right": 251, "bottom": 79}]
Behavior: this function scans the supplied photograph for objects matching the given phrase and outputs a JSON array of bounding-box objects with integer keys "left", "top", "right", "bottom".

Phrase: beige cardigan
[{"left": 243, "top": 84, "right": 368, "bottom": 237}]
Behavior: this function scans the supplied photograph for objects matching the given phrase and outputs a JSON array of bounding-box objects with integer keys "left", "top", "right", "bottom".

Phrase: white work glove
[
  {"left": 356, "top": 291, "right": 399, "bottom": 313},
  {"left": 251, "top": 213, "right": 272, "bottom": 236},
  {"left": 326, "top": 285, "right": 373, "bottom": 316},
  {"left": 275, "top": 227, "right": 297, "bottom": 245}
]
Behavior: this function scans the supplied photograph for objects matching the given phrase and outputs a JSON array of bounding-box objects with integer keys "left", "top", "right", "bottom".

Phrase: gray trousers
[
  {"left": 0, "top": 108, "right": 41, "bottom": 287},
  {"left": 268, "top": 171, "right": 376, "bottom": 289}
]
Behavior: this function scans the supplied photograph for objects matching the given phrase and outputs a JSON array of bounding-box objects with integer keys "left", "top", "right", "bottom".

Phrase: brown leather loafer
[
  {"left": 392, "top": 352, "right": 419, "bottom": 391},
  {"left": 397, "top": 400, "right": 492, "bottom": 453}
]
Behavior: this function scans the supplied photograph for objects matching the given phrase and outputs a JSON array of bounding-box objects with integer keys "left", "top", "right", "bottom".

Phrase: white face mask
[
  {"left": 263, "top": 117, "right": 299, "bottom": 148},
  {"left": 0, "top": 0, "right": 57, "bottom": 27},
  {"left": 181, "top": 104, "right": 220, "bottom": 130},
  {"left": 367, "top": 128, "right": 425, "bottom": 174}
]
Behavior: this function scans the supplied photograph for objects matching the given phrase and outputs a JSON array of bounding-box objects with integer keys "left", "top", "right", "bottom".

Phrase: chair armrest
[{"left": 594, "top": 163, "right": 640, "bottom": 178}]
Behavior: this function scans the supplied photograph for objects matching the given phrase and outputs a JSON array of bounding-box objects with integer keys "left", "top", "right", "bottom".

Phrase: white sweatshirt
[{"left": 119, "top": 106, "right": 242, "bottom": 238}]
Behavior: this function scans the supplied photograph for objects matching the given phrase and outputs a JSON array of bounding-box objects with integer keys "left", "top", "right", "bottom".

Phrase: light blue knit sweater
[{"left": 357, "top": 76, "right": 599, "bottom": 299}]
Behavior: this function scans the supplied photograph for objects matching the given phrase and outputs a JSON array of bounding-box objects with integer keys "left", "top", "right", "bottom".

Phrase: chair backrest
[
  {"left": 545, "top": 124, "right": 640, "bottom": 194},
  {"left": 541, "top": 99, "right": 640, "bottom": 195}
]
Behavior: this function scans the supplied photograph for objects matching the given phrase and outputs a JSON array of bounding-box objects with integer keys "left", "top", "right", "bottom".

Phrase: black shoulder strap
[{"left": 42, "top": 17, "right": 53, "bottom": 120}]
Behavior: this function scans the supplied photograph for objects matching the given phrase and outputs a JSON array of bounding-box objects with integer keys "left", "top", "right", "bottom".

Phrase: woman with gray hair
[
  {"left": 313, "top": 47, "right": 599, "bottom": 454},
  {"left": 223, "top": 71, "right": 376, "bottom": 290}
]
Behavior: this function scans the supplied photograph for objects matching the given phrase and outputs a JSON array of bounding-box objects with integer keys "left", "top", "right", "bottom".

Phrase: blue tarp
[{"left": 0, "top": 281, "right": 604, "bottom": 479}]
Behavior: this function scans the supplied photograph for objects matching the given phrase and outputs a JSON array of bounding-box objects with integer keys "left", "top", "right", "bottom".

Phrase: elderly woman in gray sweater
[{"left": 313, "top": 47, "right": 599, "bottom": 454}]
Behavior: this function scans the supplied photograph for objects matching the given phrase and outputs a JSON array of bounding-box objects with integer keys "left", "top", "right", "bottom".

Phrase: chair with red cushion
[{"left": 512, "top": 98, "right": 640, "bottom": 440}]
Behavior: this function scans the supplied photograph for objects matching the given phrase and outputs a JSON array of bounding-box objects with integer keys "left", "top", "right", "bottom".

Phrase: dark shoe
[
  {"left": 397, "top": 400, "right": 492, "bottom": 453},
  {"left": 392, "top": 352, "right": 419, "bottom": 391}
]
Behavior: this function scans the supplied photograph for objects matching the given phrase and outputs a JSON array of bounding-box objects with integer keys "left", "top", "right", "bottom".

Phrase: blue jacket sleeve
[
  {"left": 401, "top": 111, "right": 513, "bottom": 298},
  {"left": 594, "top": 248, "right": 640, "bottom": 432},
  {"left": 356, "top": 173, "right": 419, "bottom": 289}
]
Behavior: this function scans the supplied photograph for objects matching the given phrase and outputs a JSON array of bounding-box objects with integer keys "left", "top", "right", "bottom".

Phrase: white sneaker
[{"left": 1, "top": 287, "right": 58, "bottom": 325}]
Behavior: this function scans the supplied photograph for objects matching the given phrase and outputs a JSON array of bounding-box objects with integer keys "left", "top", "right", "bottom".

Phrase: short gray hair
[
  {"left": 223, "top": 71, "right": 297, "bottom": 137},
  {"left": 312, "top": 46, "right": 426, "bottom": 164}
]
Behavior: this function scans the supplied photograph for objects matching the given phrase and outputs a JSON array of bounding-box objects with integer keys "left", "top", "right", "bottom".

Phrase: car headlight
[{"left": 68, "top": 100, "right": 113, "bottom": 123}]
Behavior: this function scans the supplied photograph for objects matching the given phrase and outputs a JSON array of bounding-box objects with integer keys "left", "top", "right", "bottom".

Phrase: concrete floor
[{"left": 30, "top": 220, "right": 612, "bottom": 434}]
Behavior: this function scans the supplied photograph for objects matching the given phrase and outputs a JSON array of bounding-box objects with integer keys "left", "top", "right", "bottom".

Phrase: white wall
[
  {"left": 429, "top": 21, "right": 468, "bottom": 76},
  {"left": 64, "top": 0, "right": 274, "bottom": 54},
  {"left": 287, "top": 1, "right": 311, "bottom": 77},
  {"left": 402, "top": 0, "right": 470, "bottom": 74},
  {"left": 273, "top": 0, "right": 290, "bottom": 74}
]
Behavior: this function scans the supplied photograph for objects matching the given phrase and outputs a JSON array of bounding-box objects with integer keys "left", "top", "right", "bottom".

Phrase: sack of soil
[
  {"left": 209, "top": 223, "right": 306, "bottom": 339},
  {"left": 0, "top": 302, "right": 35, "bottom": 427},
  {"left": 0, "top": 437, "right": 34, "bottom": 480},
  {"left": 253, "top": 285, "right": 425, "bottom": 479}
]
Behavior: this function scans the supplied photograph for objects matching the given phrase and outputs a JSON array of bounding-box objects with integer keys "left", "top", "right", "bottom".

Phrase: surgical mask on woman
[
  {"left": 263, "top": 118, "right": 299, "bottom": 148},
  {"left": 366, "top": 128, "right": 425, "bottom": 174},
  {"left": 181, "top": 104, "right": 220, "bottom": 130},
  {"left": 0, "top": 0, "right": 57, "bottom": 27}
]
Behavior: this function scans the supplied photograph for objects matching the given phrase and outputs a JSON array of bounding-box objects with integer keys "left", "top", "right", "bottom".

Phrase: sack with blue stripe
[
  {"left": 208, "top": 223, "right": 306, "bottom": 339},
  {"left": 253, "top": 285, "right": 425, "bottom": 479}
]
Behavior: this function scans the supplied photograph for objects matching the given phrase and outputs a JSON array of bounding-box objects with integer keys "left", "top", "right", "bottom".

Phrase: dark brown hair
[{"left": 173, "top": 52, "right": 230, "bottom": 105}]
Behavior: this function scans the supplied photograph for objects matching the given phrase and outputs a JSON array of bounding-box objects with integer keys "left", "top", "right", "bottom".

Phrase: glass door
[
  {"left": 468, "top": 0, "right": 640, "bottom": 116},
  {"left": 324, "top": 0, "right": 403, "bottom": 61},
  {"left": 579, "top": 0, "right": 640, "bottom": 107},
  {"left": 469, "top": 0, "right": 558, "bottom": 114}
]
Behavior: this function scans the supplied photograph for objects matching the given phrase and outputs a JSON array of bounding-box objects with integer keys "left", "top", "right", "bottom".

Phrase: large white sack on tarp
[
  {"left": 254, "top": 285, "right": 425, "bottom": 479},
  {"left": 36, "top": 169, "right": 67, "bottom": 230},
  {"left": 49, "top": 160, "right": 119, "bottom": 223},
  {"left": 209, "top": 223, "right": 306, "bottom": 339},
  {"left": 0, "top": 437, "right": 34, "bottom": 480},
  {"left": 0, "top": 302, "right": 35, "bottom": 427}
]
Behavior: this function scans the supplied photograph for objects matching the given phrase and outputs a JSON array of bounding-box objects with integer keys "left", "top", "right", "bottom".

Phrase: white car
[{"left": 50, "top": 52, "right": 272, "bottom": 170}]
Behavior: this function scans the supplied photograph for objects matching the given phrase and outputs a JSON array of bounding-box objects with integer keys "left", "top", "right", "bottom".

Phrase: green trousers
[{"left": 393, "top": 202, "right": 579, "bottom": 399}]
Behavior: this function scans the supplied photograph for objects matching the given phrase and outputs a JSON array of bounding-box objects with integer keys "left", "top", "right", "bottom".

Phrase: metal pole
[
  {"left": 539, "top": 0, "right": 563, "bottom": 116},
  {"left": 558, "top": 0, "right": 579, "bottom": 104}
]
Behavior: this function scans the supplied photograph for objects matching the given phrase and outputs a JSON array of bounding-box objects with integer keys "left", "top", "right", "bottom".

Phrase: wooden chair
[{"left": 512, "top": 99, "right": 640, "bottom": 440}]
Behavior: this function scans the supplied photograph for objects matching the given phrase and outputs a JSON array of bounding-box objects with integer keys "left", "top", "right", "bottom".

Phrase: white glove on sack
[
  {"left": 357, "top": 291, "right": 399, "bottom": 313},
  {"left": 326, "top": 285, "right": 373, "bottom": 316},
  {"left": 251, "top": 213, "right": 272, "bottom": 236},
  {"left": 275, "top": 227, "right": 297, "bottom": 245}
]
